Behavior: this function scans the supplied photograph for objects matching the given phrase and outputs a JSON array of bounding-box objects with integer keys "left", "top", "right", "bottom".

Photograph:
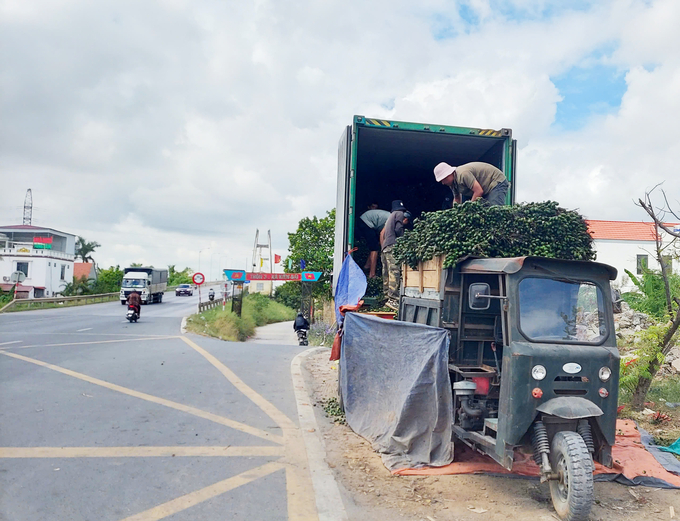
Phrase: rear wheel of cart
[{"left": 549, "top": 431, "right": 594, "bottom": 521}]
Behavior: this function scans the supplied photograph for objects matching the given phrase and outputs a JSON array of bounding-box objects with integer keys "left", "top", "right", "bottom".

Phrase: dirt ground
[{"left": 303, "top": 349, "right": 680, "bottom": 521}]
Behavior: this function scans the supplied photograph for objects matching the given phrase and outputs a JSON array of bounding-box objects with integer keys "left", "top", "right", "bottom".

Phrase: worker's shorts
[
  {"left": 484, "top": 180, "right": 510, "bottom": 206},
  {"left": 356, "top": 219, "right": 381, "bottom": 251}
]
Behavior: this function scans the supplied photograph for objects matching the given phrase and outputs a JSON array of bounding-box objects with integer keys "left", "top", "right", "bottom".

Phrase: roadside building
[
  {"left": 586, "top": 220, "right": 680, "bottom": 292},
  {"left": 74, "top": 262, "right": 97, "bottom": 283},
  {"left": 0, "top": 225, "right": 76, "bottom": 298}
]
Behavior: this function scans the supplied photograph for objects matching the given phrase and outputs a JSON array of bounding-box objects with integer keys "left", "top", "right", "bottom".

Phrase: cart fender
[{"left": 536, "top": 397, "right": 603, "bottom": 419}]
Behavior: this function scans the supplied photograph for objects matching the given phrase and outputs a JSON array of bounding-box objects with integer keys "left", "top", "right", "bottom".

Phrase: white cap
[{"left": 434, "top": 162, "right": 456, "bottom": 182}]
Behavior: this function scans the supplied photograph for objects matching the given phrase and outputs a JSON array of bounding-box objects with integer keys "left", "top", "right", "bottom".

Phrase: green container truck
[{"left": 333, "top": 115, "right": 517, "bottom": 290}]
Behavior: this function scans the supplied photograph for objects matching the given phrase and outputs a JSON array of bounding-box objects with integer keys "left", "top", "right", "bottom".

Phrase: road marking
[
  {"left": 180, "top": 336, "right": 319, "bottom": 521},
  {"left": 14, "top": 336, "right": 178, "bottom": 350},
  {"left": 77, "top": 328, "right": 93, "bottom": 332},
  {"left": 118, "top": 461, "right": 285, "bottom": 521},
  {"left": 0, "top": 341, "right": 22, "bottom": 346},
  {"left": 180, "top": 336, "right": 297, "bottom": 431},
  {"left": 292, "top": 348, "right": 349, "bottom": 521},
  {"left": 0, "top": 350, "right": 283, "bottom": 445},
  {"left": 0, "top": 446, "right": 284, "bottom": 458}
]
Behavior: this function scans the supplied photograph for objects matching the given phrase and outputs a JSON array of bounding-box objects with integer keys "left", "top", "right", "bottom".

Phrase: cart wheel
[
  {"left": 337, "top": 363, "right": 344, "bottom": 412},
  {"left": 549, "top": 431, "right": 594, "bottom": 521}
]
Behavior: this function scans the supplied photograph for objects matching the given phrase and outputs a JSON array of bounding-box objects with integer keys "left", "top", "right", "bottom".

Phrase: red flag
[{"left": 274, "top": 254, "right": 281, "bottom": 264}]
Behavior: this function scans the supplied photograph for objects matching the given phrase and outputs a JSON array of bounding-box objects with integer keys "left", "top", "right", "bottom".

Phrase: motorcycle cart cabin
[{"left": 400, "top": 256, "right": 620, "bottom": 521}]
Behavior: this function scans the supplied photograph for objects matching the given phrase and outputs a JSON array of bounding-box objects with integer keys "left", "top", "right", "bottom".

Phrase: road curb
[
  {"left": 291, "top": 347, "right": 349, "bottom": 521},
  {"left": 180, "top": 316, "right": 188, "bottom": 334}
]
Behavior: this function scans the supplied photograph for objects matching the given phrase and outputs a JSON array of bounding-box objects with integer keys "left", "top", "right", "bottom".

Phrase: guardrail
[
  {"left": 197, "top": 296, "right": 232, "bottom": 313},
  {"left": 0, "top": 292, "right": 119, "bottom": 313}
]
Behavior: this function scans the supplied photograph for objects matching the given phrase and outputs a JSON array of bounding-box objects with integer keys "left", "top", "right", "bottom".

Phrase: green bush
[
  {"left": 186, "top": 294, "right": 296, "bottom": 342},
  {"left": 622, "top": 268, "right": 680, "bottom": 319},
  {"left": 393, "top": 201, "right": 595, "bottom": 269}
]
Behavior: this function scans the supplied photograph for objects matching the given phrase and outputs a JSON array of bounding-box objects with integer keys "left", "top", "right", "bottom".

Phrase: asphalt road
[{"left": 0, "top": 287, "right": 316, "bottom": 521}]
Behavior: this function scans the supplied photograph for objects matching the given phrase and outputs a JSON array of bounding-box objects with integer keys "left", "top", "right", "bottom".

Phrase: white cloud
[{"left": 1, "top": 0, "right": 679, "bottom": 272}]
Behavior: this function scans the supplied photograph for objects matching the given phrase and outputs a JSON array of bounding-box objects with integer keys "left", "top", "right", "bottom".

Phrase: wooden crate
[{"left": 403, "top": 255, "right": 445, "bottom": 293}]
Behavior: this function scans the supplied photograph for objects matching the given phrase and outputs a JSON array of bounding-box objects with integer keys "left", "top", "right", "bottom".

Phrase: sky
[{"left": 1, "top": 0, "right": 679, "bottom": 279}]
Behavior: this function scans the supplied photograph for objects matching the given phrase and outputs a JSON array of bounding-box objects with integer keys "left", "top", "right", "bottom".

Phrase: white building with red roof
[
  {"left": 586, "top": 220, "right": 680, "bottom": 291},
  {"left": 0, "top": 225, "right": 76, "bottom": 298}
]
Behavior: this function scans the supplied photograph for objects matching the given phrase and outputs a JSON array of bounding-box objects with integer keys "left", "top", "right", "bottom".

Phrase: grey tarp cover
[{"left": 340, "top": 312, "right": 453, "bottom": 470}]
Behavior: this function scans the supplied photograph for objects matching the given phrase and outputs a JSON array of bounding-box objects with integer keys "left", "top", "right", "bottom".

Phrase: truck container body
[
  {"left": 120, "top": 267, "right": 168, "bottom": 305},
  {"left": 334, "top": 115, "right": 517, "bottom": 292}
]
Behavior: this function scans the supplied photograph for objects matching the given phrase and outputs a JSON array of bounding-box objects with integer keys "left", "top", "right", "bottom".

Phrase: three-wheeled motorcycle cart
[{"left": 400, "top": 256, "right": 620, "bottom": 521}]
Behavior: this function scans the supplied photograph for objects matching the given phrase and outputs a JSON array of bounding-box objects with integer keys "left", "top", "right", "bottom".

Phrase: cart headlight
[
  {"left": 598, "top": 367, "right": 612, "bottom": 382},
  {"left": 531, "top": 365, "right": 547, "bottom": 381}
]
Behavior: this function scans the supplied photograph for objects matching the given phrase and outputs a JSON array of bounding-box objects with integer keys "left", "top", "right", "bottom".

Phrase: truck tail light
[{"left": 532, "top": 388, "right": 543, "bottom": 399}]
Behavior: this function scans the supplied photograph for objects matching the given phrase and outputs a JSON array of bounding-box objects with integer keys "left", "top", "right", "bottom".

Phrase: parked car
[{"left": 175, "top": 284, "right": 194, "bottom": 296}]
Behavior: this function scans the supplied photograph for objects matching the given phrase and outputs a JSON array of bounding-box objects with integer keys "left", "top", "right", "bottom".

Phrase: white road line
[
  {"left": 77, "top": 328, "right": 93, "bottom": 332},
  {"left": 0, "top": 341, "right": 22, "bottom": 346},
  {"left": 291, "top": 347, "right": 349, "bottom": 521}
]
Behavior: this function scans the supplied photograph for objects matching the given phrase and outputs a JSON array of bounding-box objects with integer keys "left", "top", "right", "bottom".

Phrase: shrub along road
[{"left": 0, "top": 290, "right": 321, "bottom": 520}]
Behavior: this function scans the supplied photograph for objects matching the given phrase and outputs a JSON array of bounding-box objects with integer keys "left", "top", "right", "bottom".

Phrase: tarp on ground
[
  {"left": 340, "top": 312, "right": 453, "bottom": 470},
  {"left": 393, "top": 419, "right": 680, "bottom": 489}
]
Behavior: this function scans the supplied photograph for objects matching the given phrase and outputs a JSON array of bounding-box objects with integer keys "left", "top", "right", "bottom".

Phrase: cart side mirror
[{"left": 469, "top": 282, "right": 491, "bottom": 310}]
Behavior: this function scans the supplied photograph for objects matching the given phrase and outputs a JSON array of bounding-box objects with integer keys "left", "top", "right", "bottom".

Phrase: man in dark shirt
[
  {"left": 293, "top": 312, "right": 310, "bottom": 331},
  {"left": 380, "top": 200, "right": 411, "bottom": 309},
  {"left": 127, "top": 290, "right": 141, "bottom": 316}
]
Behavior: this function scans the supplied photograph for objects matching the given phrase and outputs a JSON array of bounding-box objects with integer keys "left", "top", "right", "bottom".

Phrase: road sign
[
  {"left": 10, "top": 271, "right": 26, "bottom": 283},
  {"left": 224, "top": 269, "right": 246, "bottom": 281},
  {"left": 223, "top": 271, "right": 323, "bottom": 282},
  {"left": 192, "top": 272, "right": 205, "bottom": 285}
]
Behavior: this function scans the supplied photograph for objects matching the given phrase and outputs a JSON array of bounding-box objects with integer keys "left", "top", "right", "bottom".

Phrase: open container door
[{"left": 333, "top": 125, "right": 352, "bottom": 295}]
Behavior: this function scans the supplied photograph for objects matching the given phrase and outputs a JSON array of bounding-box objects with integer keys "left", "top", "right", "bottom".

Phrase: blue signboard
[
  {"left": 301, "top": 271, "right": 322, "bottom": 282},
  {"left": 224, "top": 269, "right": 246, "bottom": 281}
]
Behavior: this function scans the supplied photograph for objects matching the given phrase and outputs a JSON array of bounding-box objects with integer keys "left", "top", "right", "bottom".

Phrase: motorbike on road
[
  {"left": 209, "top": 289, "right": 215, "bottom": 301},
  {"left": 126, "top": 304, "right": 140, "bottom": 323},
  {"left": 296, "top": 329, "right": 309, "bottom": 346}
]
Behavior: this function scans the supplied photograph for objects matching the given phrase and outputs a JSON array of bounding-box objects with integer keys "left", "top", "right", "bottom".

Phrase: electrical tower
[{"left": 23, "top": 189, "right": 33, "bottom": 225}]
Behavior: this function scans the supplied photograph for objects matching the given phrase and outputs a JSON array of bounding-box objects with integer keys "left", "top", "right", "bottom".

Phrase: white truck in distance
[{"left": 119, "top": 267, "right": 168, "bottom": 305}]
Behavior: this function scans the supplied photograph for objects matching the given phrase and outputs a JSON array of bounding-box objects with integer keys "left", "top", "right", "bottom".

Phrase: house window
[
  {"left": 662, "top": 255, "right": 673, "bottom": 275},
  {"left": 636, "top": 255, "right": 648, "bottom": 275},
  {"left": 60, "top": 265, "right": 66, "bottom": 280},
  {"left": 16, "top": 262, "right": 29, "bottom": 277}
]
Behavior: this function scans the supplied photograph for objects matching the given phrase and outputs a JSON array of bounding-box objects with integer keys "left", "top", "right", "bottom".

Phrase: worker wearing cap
[
  {"left": 380, "top": 200, "right": 411, "bottom": 310},
  {"left": 434, "top": 162, "right": 509, "bottom": 206}
]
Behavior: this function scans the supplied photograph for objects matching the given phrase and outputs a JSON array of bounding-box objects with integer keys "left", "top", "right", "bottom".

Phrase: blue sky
[{"left": 551, "top": 64, "right": 627, "bottom": 131}]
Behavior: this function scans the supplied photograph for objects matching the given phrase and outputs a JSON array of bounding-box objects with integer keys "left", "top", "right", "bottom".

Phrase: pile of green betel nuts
[{"left": 393, "top": 201, "right": 595, "bottom": 270}]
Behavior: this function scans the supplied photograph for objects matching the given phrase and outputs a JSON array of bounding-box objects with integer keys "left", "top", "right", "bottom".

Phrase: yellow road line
[
  {"left": 13, "top": 336, "right": 178, "bottom": 349},
  {"left": 180, "top": 336, "right": 297, "bottom": 431},
  {"left": 118, "top": 461, "right": 285, "bottom": 521},
  {"left": 0, "top": 446, "right": 284, "bottom": 458},
  {"left": 180, "top": 336, "right": 318, "bottom": 520},
  {"left": 0, "top": 351, "right": 284, "bottom": 445}
]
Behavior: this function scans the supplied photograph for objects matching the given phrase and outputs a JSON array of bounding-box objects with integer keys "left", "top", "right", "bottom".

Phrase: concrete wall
[{"left": 593, "top": 239, "right": 678, "bottom": 291}]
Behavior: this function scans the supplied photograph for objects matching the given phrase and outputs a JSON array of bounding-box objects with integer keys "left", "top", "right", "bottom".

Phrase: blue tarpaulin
[
  {"left": 340, "top": 312, "right": 453, "bottom": 470},
  {"left": 334, "top": 254, "right": 367, "bottom": 326},
  {"left": 658, "top": 437, "right": 680, "bottom": 456}
]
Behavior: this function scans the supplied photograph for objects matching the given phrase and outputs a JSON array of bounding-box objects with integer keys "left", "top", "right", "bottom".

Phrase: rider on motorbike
[
  {"left": 209, "top": 288, "right": 215, "bottom": 300},
  {"left": 127, "top": 290, "right": 141, "bottom": 317},
  {"left": 293, "top": 312, "right": 310, "bottom": 331}
]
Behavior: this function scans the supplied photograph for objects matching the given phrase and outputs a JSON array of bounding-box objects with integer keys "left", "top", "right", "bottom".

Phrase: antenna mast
[{"left": 23, "top": 189, "right": 33, "bottom": 225}]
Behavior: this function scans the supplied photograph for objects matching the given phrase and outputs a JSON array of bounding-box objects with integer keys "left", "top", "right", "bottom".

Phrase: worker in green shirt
[{"left": 434, "top": 161, "right": 509, "bottom": 206}]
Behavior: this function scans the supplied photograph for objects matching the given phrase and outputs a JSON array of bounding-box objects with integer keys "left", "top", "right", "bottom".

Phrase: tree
[
  {"left": 130, "top": 262, "right": 143, "bottom": 267},
  {"left": 92, "top": 265, "right": 124, "bottom": 293},
  {"left": 75, "top": 236, "right": 101, "bottom": 263},
  {"left": 285, "top": 209, "right": 335, "bottom": 298},
  {"left": 626, "top": 186, "right": 680, "bottom": 410},
  {"left": 168, "top": 265, "right": 193, "bottom": 285}
]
